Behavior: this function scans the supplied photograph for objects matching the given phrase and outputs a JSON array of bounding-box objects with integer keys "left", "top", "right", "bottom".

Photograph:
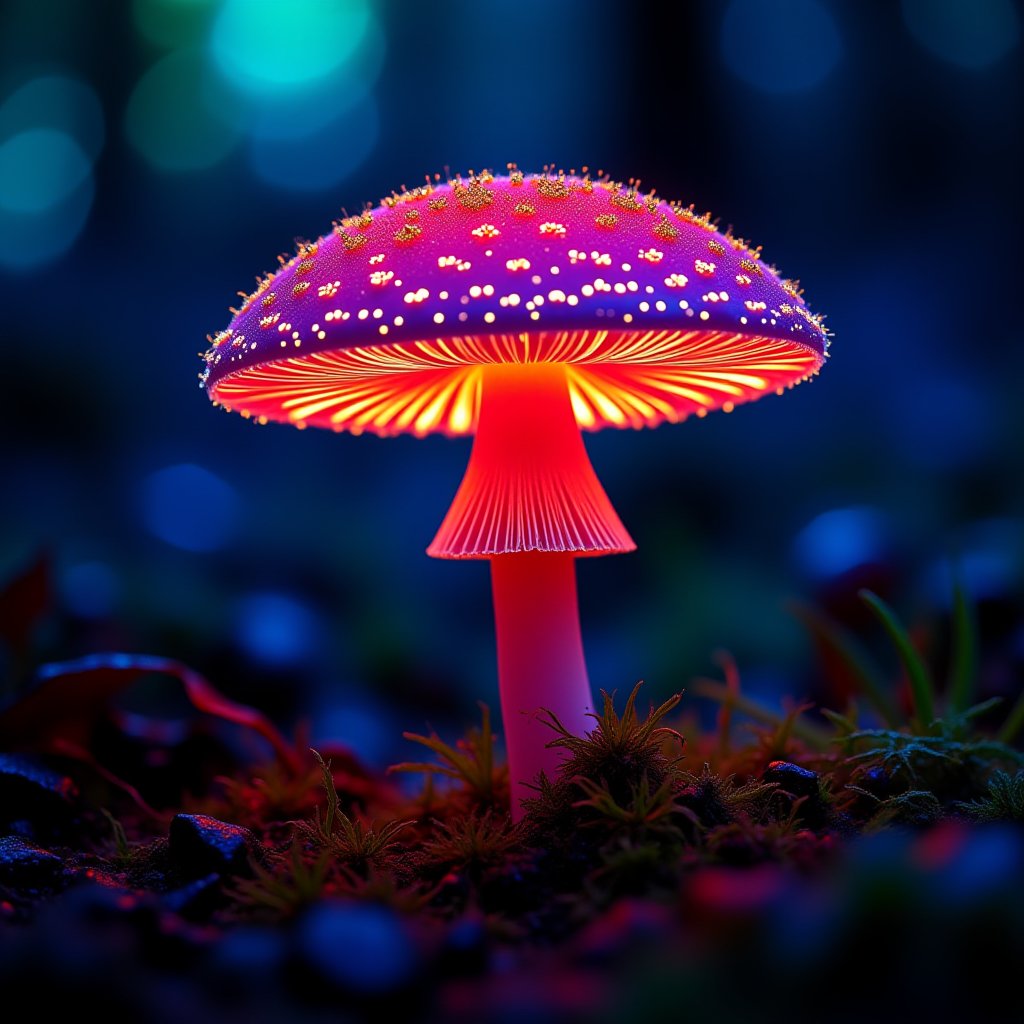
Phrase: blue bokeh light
[
  {"left": 248, "top": 97, "right": 378, "bottom": 192},
  {"left": 233, "top": 591, "right": 321, "bottom": 667},
  {"left": 0, "top": 75, "right": 105, "bottom": 161},
  {"left": 140, "top": 463, "right": 238, "bottom": 552},
  {"left": 794, "top": 506, "right": 888, "bottom": 582},
  {"left": 311, "top": 694, "right": 399, "bottom": 767},
  {"left": 721, "top": 0, "right": 842, "bottom": 94},
  {"left": 0, "top": 129, "right": 91, "bottom": 214},
  {"left": 297, "top": 903, "right": 418, "bottom": 993},
  {"left": 0, "top": 156, "right": 94, "bottom": 270},
  {"left": 60, "top": 561, "right": 120, "bottom": 619},
  {"left": 925, "top": 520, "right": 1024, "bottom": 604},
  {"left": 902, "top": 0, "right": 1020, "bottom": 70}
]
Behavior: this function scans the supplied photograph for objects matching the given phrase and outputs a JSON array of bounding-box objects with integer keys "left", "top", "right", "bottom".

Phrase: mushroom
[{"left": 201, "top": 168, "right": 829, "bottom": 815}]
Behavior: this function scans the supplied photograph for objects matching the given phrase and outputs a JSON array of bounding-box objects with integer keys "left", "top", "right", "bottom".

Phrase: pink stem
[{"left": 490, "top": 551, "right": 593, "bottom": 818}]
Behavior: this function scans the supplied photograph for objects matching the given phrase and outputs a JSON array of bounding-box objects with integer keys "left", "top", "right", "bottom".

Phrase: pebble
[
  {"left": 168, "top": 814, "right": 257, "bottom": 877},
  {"left": 763, "top": 761, "right": 820, "bottom": 799},
  {"left": 0, "top": 754, "right": 78, "bottom": 837},
  {"left": 0, "top": 835, "right": 63, "bottom": 884}
]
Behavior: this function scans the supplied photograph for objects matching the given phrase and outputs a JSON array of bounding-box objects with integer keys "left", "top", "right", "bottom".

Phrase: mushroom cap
[{"left": 202, "top": 170, "right": 828, "bottom": 436}]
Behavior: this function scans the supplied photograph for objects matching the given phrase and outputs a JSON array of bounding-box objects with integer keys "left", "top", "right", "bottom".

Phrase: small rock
[
  {"left": 163, "top": 872, "right": 222, "bottom": 920},
  {"left": 295, "top": 902, "right": 420, "bottom": 995},
  {"left": 0, "top": 754, "right": 78, "bottom": 837},
  {"left": 0, "top": 835, "right": 63, "bottom": 884},
  {"left": 168, "top": 814, "right": 257, "bottom": 877},
  {"left": 763, "top": 761, "right": 820, "bottom": 799},
  {"left": 858, "top": 765, "right": 892, "bottom": 798}
]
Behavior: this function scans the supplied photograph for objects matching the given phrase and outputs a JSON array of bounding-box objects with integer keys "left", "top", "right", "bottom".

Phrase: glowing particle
[
  {"left": 638, "top": 247, "right": 664, "bottom": 264},
  {"left": 653, "top": 216, "right": 679, "bottom": 241},
  {"left": 370, "top": 270, "right": 394, "bottom": 286},
  {"left": 534, "top": 176, "right": 570, "bottom": 199},
  {"left": 471, "top": 223, "right": 500, "bottom": 239},
  {"left": 539, "top": 222, "right": 566, "bottom": 236},
  {"left": 393, "top": 223, "right": 422, "bottom": 244},
  {"left": 695, "top": 259, "right": 715, "bottom": 277},
  {"left": 506, "top": 257, "right": 531, "bottom": 272},
  {"left": 610, "top": 189, "right": 644, "bottom": 212},
  {"left": 664, "top": 273, "right": 688, "bottom": 288},
  {"left": 454, "top": 178, "right": 494, "bottom": 210},
  {"left": 337, "top": 230, "right": 366, "bottom": 251}
]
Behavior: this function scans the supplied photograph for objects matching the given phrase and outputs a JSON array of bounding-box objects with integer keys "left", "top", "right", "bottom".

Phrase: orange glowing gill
[{"left": 209, "top": 329, "right": 821, "bottom": 437}]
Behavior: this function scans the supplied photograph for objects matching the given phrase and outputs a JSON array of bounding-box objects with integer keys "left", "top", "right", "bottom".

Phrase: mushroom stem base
[{"left": 490, "top": 551, "right": 593, "bottom": 817}]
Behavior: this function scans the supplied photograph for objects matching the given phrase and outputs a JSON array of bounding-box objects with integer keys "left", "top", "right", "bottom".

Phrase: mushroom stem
[
  {"left": 428, "top": 361, "right": 634, "bottom": 557},
  {"left": 490, "top": 551, "right": 593, "bottom": 817},
  {"left": 428, "top": 361, "right": 633, "bottom": 817}
]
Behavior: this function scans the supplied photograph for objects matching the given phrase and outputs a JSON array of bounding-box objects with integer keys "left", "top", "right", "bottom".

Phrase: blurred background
[{"left": 1, "top": 0, "right": 1022, "bottom": 767}]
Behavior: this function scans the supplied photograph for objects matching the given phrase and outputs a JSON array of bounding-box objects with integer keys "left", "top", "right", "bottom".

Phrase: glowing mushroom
[{"left": 201, "top": 167, "right": 829, "bottom": 815}]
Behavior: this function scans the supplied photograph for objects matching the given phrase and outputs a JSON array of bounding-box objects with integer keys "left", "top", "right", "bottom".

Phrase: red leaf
[{"left": 0, "top": 653, "right": 300, "bottom": 773}]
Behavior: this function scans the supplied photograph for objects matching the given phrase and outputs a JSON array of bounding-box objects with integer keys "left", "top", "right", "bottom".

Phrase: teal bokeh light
[
  {"left": 0, "top": 76, "right": 105, "bottom": 162},
  {"left": 132, "top": 0, "right": 216, "bottom": 50},
  {"left": 230, "top": 16, "right": 385, "bottom": 141},
  {"left": 0, "top": 78, "right": 101, "bottom": 270},
  {"left": 210, "top": 0, "right": 372, "bottom": 93},
  {"left": 902, "top": 0, "right": 1020, "bottom": 70},
  {"left": 0, "top": 174, "right": 94, "bottom": 271},
  {"left": 125, "top": 48, "right": 243, "bottom": 171},
  {"left": 0, "top": 129, "right": 91, "bottom": 213}
]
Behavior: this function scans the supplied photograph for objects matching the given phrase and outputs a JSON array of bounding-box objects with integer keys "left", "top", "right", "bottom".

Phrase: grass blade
[
  {"left": 948, "top": 576, "right": 977, "bottom": 714},
  {"left": 790, "top": 601, "right": 900, "bottom": 727},
  {"left": 998, "top": 689, "right": 1024, "bottom": 745},
  {"left": 859, "top": 590, "right": 936, "bottom": 733},
  {"left": 690, "top": 676, "right": 831, "bottom": 749}
]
